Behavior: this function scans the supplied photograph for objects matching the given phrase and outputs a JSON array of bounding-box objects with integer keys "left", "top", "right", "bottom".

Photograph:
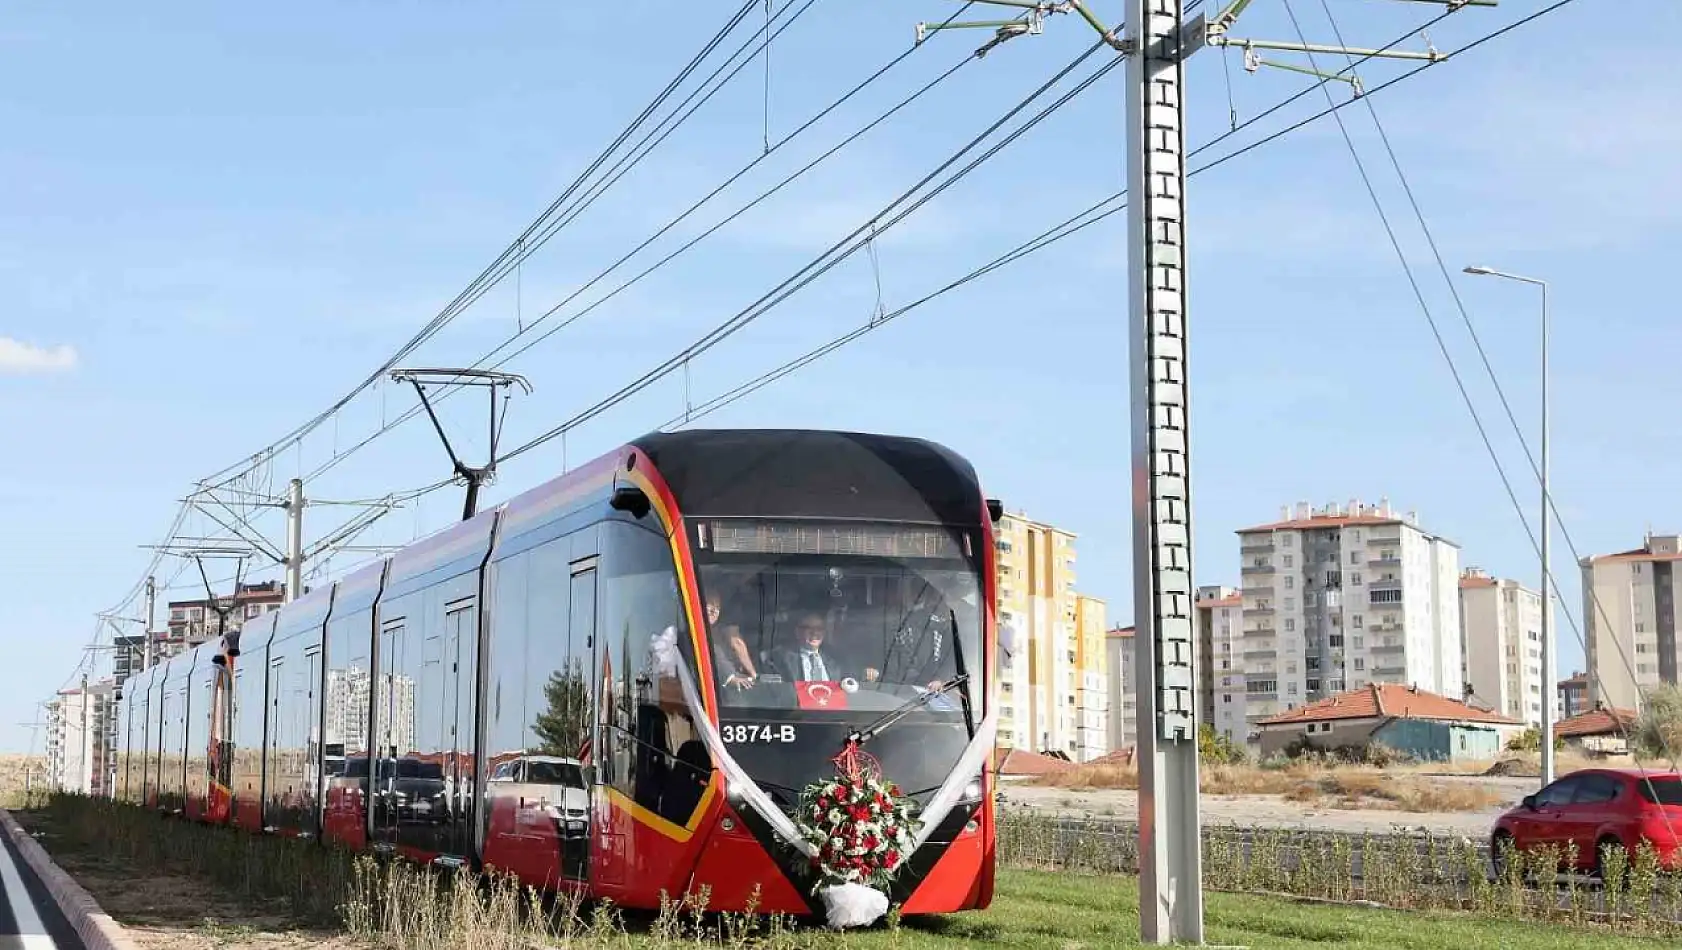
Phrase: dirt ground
[
  {"left": 1000, "top": 771, "right": 1539, "bottom": 838},
  {"left": 10, "top": 807, "right": 352, "bottom": 950}
]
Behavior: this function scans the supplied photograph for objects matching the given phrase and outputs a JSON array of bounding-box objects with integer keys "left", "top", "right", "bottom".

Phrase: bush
[
  {"left": 1505, "top": 725, "right": 1564, "bottom": 754},
  {"left": 1636, "top": 683, "right": 1682, "bottom": 761},
  {"left": 1198, "top": 723, "right": 1244, "bottom": 765}
]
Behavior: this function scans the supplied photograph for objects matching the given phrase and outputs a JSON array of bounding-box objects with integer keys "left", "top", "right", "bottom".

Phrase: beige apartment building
[
  {"left": 994, "top": 512, "right": 1108, "bottom": 761},
  {"left": 1580, "top": 533, "right": 1682, "bottom": 710},
  {"left": 1459, "top": 567, "right": 1548, "bottom": 727}
]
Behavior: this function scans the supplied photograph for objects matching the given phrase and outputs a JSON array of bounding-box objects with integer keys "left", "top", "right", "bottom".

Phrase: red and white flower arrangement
[{"left": 795, "top": 741, "right": 918, "bottom": 893}]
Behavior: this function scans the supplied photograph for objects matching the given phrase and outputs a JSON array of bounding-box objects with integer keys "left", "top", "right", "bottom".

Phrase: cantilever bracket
[{"left": 915, "top": 0, "right": 1124, "bottom": 57}]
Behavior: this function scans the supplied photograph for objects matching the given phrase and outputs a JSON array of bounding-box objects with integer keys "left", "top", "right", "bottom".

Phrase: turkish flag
[{"left": 794, "top": 680, "right": 849, "bottom": 710}]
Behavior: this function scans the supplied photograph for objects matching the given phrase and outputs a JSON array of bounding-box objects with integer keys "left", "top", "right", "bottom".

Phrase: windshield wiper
[{"left": 847, "top": 672, "right": 970, "bottom": 745}]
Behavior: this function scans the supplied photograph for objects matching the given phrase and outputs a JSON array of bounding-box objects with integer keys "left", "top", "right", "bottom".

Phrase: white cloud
[{"left": 0, "top": 337, "right": 77, "bottom": 375}]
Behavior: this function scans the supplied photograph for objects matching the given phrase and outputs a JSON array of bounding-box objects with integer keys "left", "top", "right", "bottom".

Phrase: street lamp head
[{"left": 1463, "top": 265, "right": 1495, "bottom": 276}]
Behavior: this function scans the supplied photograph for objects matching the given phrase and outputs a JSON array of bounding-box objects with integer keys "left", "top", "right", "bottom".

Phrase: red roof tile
[
  {"left": 996, "top": 748, "right": 1076, "bottom": 776},
  {"left": 1201, "top": 595, "right": 1242, "bottom": 608},
  {"left": 1107, "top": 625, "right": 1135, "bottom": 639},
  {"left": 1237, "top": 513, "right": 1403, "bottom": 534},
  {"left": 1258, "top": 683, "right": 1525, "bottom": 727},
  {"left": 1555, "top": 707, "right": 1637, "bottom": 739},
  {"left": 1459, "top": 575, "right": 1498, "bottom": 589}
]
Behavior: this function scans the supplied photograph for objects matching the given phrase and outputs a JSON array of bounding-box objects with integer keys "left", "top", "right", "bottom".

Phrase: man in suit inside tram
[{"left": 775, "top": 609, "right": 860, "bottom": 684}]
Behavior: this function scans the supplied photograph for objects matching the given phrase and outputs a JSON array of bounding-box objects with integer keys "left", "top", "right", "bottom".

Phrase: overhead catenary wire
[
  {"left": 87, "top": 2, "right": 785, "bottom": 632},
  {"left": 194, "top": 0, "right": 768, "bottom": 493},
  {"left": 287, "top": 1, "right": 993, "bottom": 490},
  {"left": 1290, "top": 0, "right": 1663, "bottom": 787},
  {"left": 1274, "top": 0, "right": 1668, "bottom": 807},
  {"left": 78, "top": 0, "right": 1586, "bottom": 702},
  {"left": 498, "top": 39, "right": 1123, "bottom": 466}
]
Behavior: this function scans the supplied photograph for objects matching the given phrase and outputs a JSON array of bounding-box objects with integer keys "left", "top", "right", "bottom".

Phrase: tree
[
  {"left": 1198, "top": 723, "right": 1244, "bottom": 765},
  {"left": 1635, "top": 683, "right": 1682, "bottom": 761},
  {"left": 532, "top": 656, "right": 591, "bottom": 757},
  {"left": 1505, "top": 725, "right": 1563, "bottom": 754}
]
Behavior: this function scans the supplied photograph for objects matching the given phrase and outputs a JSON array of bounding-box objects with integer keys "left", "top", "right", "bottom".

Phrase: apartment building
[
  {"left": 162, "top": 580, "right": 285, "bottom": 661},
  {"left": 1558, "top": 671, "right": 1590, "bottom": 720},
  {"left": 1580, "top": 533, "right": 1682, "bottom": 710},
  {"left": 44, "top": 679, "right": 117, "bottom": 795},
  {"left": 1198, "top": 586, "right": 1247, "bottom": 743},
  {"left": 1236, "top": 499, "right": 1462, "bottom": 721},
  {"left": 1459, "top": 567, "right": 1549, "bottom": 726},
  {"left": 1106, "top": 625, "right": 1137, "bottom": 753},
  {"left": 993, "top": 512, "right": 1100, "bottom": 758},
  {"left": 1073, "top": 594, "right": 1109, "bottom": 761}
]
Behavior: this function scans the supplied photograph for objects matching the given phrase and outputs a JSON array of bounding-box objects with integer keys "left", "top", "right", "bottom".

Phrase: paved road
[{"left": 0, "top": 826, "right": 83, "bottom": 950}]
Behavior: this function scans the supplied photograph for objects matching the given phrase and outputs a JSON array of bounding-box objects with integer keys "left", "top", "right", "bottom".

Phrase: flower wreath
[{"left": 795, "top": 740, "right": 919, "bottom": 892}]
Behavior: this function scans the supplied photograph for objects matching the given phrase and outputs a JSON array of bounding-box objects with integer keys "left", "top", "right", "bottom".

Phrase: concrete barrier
[{"left": 0, "top": 809, "right": 138, "bottom": 950}]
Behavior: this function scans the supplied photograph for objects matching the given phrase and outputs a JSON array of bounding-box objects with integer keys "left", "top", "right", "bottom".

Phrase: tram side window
[
  {"left": 487, "top": 550, "right": 532, "bottom": 779},
  {"left": 601, "top": 522, "right": 708, "bottom": 829},
  {"left": 520, "top": 538, "right": 581, "bottom": 760}
]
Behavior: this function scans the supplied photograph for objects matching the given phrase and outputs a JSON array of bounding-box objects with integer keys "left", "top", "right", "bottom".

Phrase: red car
[{"left": 1493, "top": 767, "right": 1682, "bottom": 875}]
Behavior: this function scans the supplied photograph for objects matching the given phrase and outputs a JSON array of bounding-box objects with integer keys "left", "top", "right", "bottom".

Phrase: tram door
[
  {"left": 371, "top": 618, "right": 406, "bottom": 851},
  {"left": 559, "top": 563, "right": 597, "bottom": 883}
]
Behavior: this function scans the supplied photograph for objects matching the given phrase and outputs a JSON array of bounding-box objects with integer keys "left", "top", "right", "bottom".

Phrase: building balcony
[
  {"left": 1368, "top": 556, "right": 1402, "bottom": 568},
  {"left": 1241, "top": 585, "right": 1274, "bottom": 598},
  {"left": 1246, "top": 606, "right": 1275, "bottom": 615},
  {"left": 1371, "top": 665, "right": 1407, "bottom": 679},
  {"left": 1241, "top": 564, "right": 1277, "bottom": 576},
  {"left": 1367, "top": 533, "right": 1403, "bottom": 547},
  {"left": 1371, "top": 642, "right": 1406, "bottom": 655},
  {"left": 1240, "top": 539, "right": 1276, "bottom": 554},
  {"left": 1243, "top": 649, "right": 1276, "bottom": 662}
]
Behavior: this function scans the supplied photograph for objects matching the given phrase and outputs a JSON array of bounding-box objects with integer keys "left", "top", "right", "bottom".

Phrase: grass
[
  {"left": 15, "top": 793, "right": 1682, "bottom": 947},
  {"left": 1034, "top": 758, "right": 1507, "bottom": 812}
]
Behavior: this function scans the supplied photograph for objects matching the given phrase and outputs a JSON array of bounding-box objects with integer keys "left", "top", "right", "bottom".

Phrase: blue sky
[{"left": 2, "top": 0, "right": 1675, "bottom": 752}]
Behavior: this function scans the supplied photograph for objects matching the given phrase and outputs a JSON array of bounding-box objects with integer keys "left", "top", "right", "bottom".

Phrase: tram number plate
[{"left": 721, "top": 724, "right": 796, "bottom": 744}]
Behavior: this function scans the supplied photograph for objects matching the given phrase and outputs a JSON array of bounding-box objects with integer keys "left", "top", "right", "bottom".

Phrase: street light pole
[{"left": 1464, "top": 264, "right": 1552, "bottom": 787}]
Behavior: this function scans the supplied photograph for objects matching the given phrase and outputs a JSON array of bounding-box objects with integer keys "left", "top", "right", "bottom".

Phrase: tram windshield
[{"left": 691, "top": 519, "right": 984, "bottom": 722}]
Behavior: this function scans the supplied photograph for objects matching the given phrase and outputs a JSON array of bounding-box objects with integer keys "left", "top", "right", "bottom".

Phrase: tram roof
[{"left": 630, "top": 428, "right": 984, "bottom": 526}]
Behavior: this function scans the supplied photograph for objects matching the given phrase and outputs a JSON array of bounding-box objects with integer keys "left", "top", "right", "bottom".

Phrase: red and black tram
[{"left": 113, "top": 429, "right": 1000, "bottom": 917}]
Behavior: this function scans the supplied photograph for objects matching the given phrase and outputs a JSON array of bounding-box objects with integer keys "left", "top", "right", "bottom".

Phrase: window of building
[
  {"left": 1352, "top": 615, "right": 1363, "bottom": 629},
  {"left": 1354, "top": 658, "right": 1365, "bottom": 671},
  {"left": 1285, "top": 619, "right": 1296, "bottom": 632},
  {"left": 1351, "top": 573, "right": 1362, "bottom": 586},
  {"left": 1283, "top": 554, "right": 1294, "bottom": 567},
  {"left": 1637, "top": 622, "right": 1647, "bottom": 633},
  {"left": 1285, "top": 576, "right": 1294, "bottom": 589},
  {"left": 1329, "top": 634, "right": 1344, "bottom": 648},
  {"left": 1351, "top": 552, "right": 1360, "bottom": 565},
  {"left": 1285, "top": 597, "right": 1295, "bottom": 610}
]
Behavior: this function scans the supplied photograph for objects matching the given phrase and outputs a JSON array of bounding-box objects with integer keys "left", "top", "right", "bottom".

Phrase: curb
[{"left": 0, "top": 808, "right": 139, "bottom": 950}]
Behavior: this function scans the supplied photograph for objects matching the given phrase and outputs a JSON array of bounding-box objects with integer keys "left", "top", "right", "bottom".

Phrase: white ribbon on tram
[
  {"left": 908, "top": 703, "right": 998, "bottom": 852},
  {"left": 650, "top": 627, "right": 816, "bottom": 858}
]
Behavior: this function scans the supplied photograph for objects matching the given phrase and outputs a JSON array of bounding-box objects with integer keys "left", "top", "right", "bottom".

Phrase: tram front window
[{"left": 691, "top": 519, "right": 985, "bottom": 811}]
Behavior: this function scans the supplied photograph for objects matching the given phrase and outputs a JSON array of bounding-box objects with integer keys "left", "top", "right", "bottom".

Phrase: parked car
[{"left": 1491, "top": 767, "right": 1682, "bottom": 875}]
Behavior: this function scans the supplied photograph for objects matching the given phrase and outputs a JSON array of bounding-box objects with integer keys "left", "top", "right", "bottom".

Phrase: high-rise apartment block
[
  {"left": 1580, "top": 533, "right": 1682, "bottom": 710},
  {"left": 1459, "top": 567, "right": 1548, "bottom": 726},
  {"left": 1108, "top": 587, "right": 1244, "bottom": 751},
  {"left": 1106, "top": 625, "right": 1136, "bottom": 753},
  {"left": 1197, "top": 586, "right": 1246, "bottom": 743},
  {"left": 993, "top": 512, "right": 1107, "bottom": 760},
  {"left": 45, "top": 678, "right": 117, "bottom": 795},
  {"left": 162, "top": 580, "right": 286, "bottom": 661},
  {"left": 1235, "top": 500, "right": 1462, "bottom": 722}
]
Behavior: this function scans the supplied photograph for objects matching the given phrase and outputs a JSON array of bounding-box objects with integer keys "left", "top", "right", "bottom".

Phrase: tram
[{"left": 112, "top": 429, "right": 1000, "bottom": 917}]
